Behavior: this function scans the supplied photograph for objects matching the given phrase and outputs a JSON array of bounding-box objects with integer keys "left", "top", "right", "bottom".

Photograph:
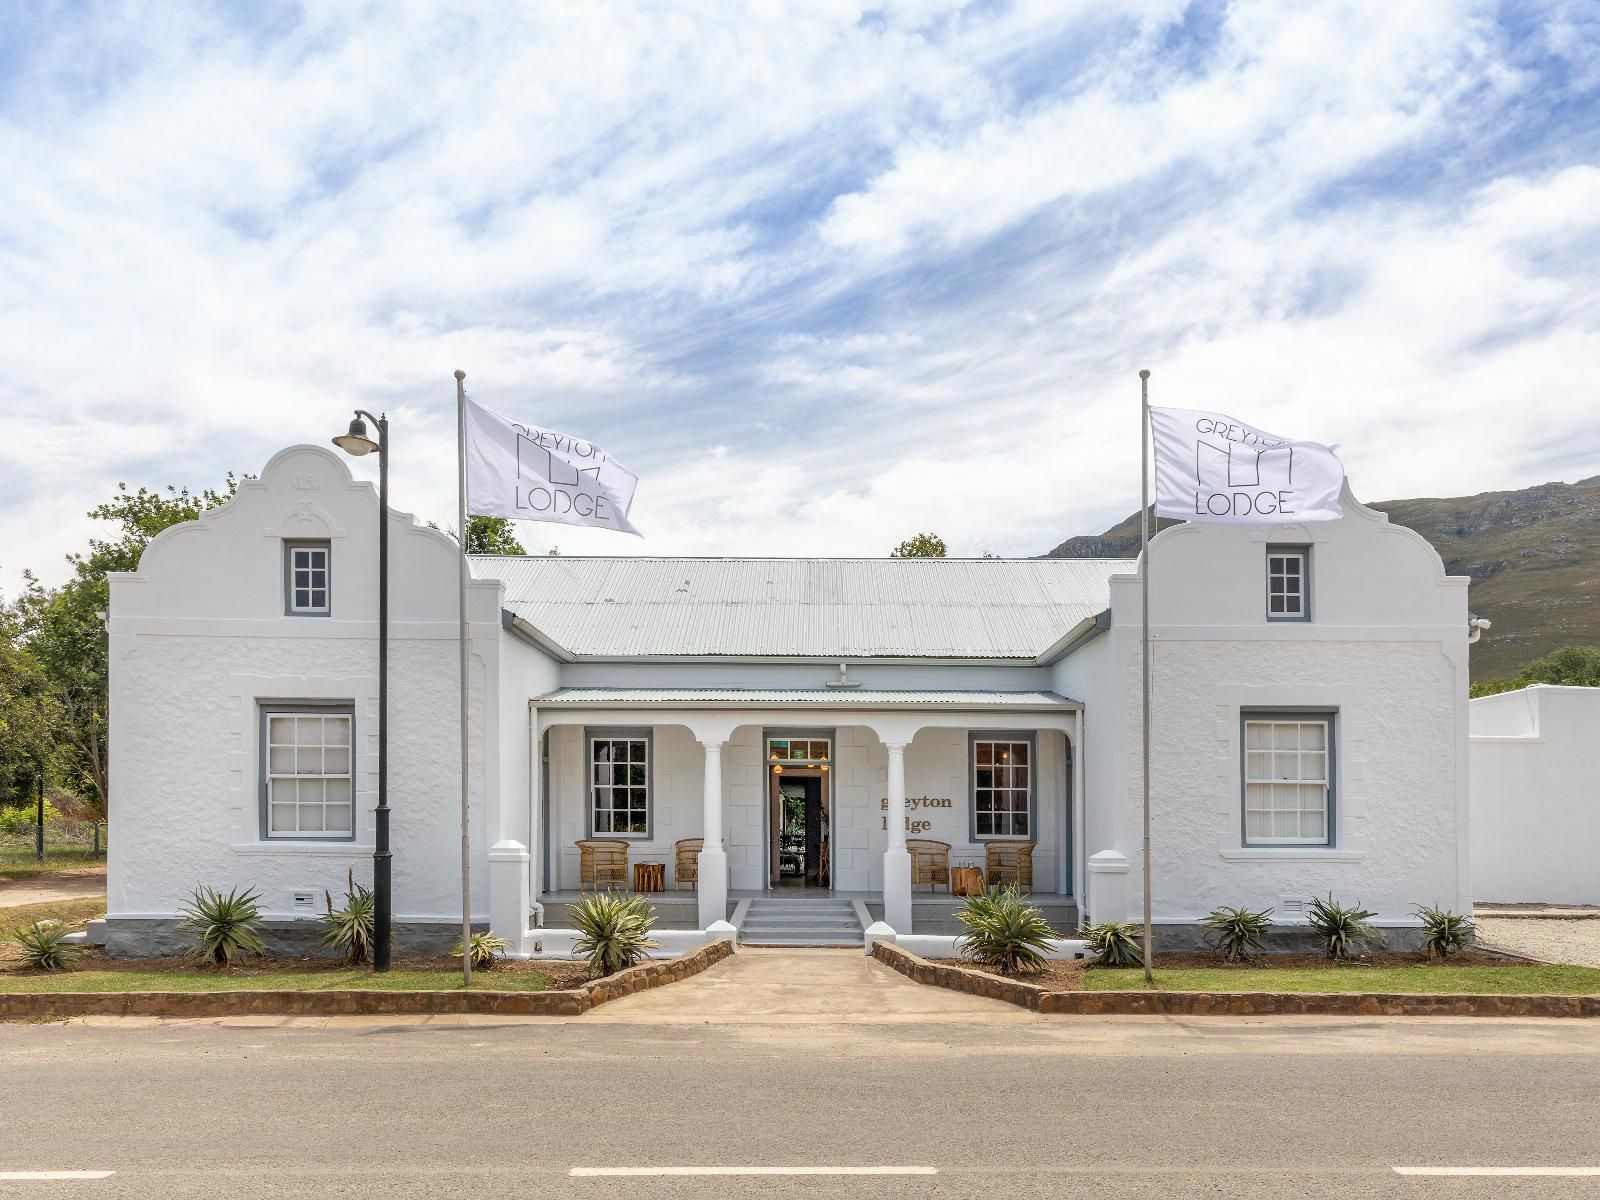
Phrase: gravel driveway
[{"left": 1476, "top": 917, "right": 1600, "bottom": 967}]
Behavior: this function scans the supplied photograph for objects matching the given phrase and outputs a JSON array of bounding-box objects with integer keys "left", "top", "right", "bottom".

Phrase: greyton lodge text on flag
[
  {"left": 1149, "top": 406, "right": 1345, "bottom": 524},
  {"left": 463, "top": 396, "right": 641, "bottom": 534}
]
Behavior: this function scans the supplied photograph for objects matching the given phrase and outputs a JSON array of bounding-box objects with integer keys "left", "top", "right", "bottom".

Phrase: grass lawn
[
  {"left": 1089, "top": 964, "right": 1600, "bottom": 995},
  {"left": 2, "top": 897, "right": 107, "bottom": 934},
  {"left": 0, "top": 846, "right": 106, "bottom": 879},
  {"left": 0, "top": 966, "right": 560, "bottom": 993}
]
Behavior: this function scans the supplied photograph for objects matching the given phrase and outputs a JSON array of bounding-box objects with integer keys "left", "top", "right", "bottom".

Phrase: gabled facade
[{"left": 103, "top": 444, "right": 1472, "bottom": 956}]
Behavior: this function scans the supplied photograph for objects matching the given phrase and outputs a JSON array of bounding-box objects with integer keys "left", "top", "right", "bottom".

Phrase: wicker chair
[
  {"left": 674, "top": 837, "right": 703, "bottom": 891},
  {"left": 906, "top": 838, "right": 951, "bottom": 893},
  {"left": 984, "top": 841, "right": 1034, "bottom": 890},
  {"left": 577, "top": 838, "right": 630, "bottom": 891}
]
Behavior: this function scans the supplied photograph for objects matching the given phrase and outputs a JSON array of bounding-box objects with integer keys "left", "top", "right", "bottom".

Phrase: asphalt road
[{"left": 3, "top": 1014, "right": 1600, "bottom": 1198}]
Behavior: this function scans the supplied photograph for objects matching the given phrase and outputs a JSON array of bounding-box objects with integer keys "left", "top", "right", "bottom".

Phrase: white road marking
[
  {"left": 570, "top": 1166, "right": 938, "bottom": 1177},
  {"left": 0, "top": 1172, "right": 115, "bottom": 1181},
  {"left": 1395, "top": 1167, "right": 1600, "bottom": 1176}
]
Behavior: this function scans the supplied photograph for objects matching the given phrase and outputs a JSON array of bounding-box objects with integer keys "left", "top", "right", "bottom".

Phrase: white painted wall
[
  {"left": 1096, "top": 481, "right": 1471, "bottom": 928},
  {"left": 1470, "top": 686, "right": 1600, "bottom": 904},
  {"left": 107, "top": 445, "right": 503, "bottom": 927}
]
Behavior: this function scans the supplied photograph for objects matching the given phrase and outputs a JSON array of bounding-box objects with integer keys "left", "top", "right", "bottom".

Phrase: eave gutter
[
  {"left": 501, "top": 610, "right": 576, "bottom": 663},
  {"left": 1035, "top": 609, "right": 1111, "bottom": 667}
]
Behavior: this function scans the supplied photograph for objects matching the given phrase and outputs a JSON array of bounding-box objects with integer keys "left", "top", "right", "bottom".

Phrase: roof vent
[{"left": 825, "top": 662, "right": 862, "bottom": 689}]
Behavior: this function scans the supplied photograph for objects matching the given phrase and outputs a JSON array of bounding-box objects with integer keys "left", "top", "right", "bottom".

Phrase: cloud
[{"left": 0, "top": 0, "right": 1597, "bottom": 591}]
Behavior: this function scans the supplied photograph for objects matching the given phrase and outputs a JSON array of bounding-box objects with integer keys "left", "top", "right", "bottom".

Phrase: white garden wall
[{"left": 1470, "top": 686, "right": 1600, "bottom": 904}]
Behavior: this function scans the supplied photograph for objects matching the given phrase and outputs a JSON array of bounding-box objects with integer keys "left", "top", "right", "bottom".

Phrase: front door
[{"left": 768, "top": 769, "right": 830, "bottom": 889}]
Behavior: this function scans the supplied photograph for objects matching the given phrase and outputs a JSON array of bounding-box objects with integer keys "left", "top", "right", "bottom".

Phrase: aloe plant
[
  {"left": 179, "top": 885, "right": 265, "bottom": 965},
  {"left": 1414, "top": 904, "right": 1473, "bottom": 958},
  {"left": 1201, "top": 905, "right": 1274, "bottom": 962},
  {"left": 569, "top": 891, "right": 658, "bottom": 977},
  {"left": 1079, "top": 920, "right": 1143, "bottom": 967},
  {"left": 453, "top": 930, "right": 510, "bottom": 969},
  {"left": 319, "top": 872, "right": 375, "bottom": 965},
  {"left": 1306, "top": 893, "right": 1382, "bottom": 959},
  {"left": 954, "top": 886, "right": 1059, "bottom": 976},
  {"left": 13, "top": 920, "right": 81, "bottom": 971}
]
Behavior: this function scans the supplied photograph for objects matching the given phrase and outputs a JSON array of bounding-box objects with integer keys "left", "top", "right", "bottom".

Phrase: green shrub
[
  {"left": 319, "top": 873, "right": 375, "bottom": 965},
  {"left": 569, "top": 891, "right": 659, "bottom": 977},
  {"left": 179, "top": 885, "right": 265, "bottom": 965},
  {"left": 1080, "top": 920, "right": 1143, "bottom": 967},
  {"left": 1202, "top": 905, "right": 1274, "bottom": 962},
  {"left": 1414, "top": 904, "right": 1473, "bottom": 958},
  {"left": 0, "top": 800, "right": 60, "bottom": 836},
  {"left": 953, "top": 886, "right": 1059, "bottom": 976},
  {"left": 453, "top": 931, "right": 510, "bottom": 969},
  {"left": 1305, "top": 894, "right": 1382, "bottom": 959},
  {"left": 13, "top": 920, "right": 81, "bottom": 971}
]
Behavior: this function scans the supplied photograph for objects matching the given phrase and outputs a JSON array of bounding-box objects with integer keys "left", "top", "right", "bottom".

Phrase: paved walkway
[
  {"left": 586, "top": 946, "right": 1036, "bottom": 1024},
  {"left": 0, "top": 871, "right": 105, "bottom": 909}
]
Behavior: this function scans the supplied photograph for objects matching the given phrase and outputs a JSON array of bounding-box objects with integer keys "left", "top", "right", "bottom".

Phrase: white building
[
  {"left": 1470, "top": 685, "right": 1600, "bottom": 905},
  {"left": 103, "top": 444, "right": 1473, "bottom": 955}
]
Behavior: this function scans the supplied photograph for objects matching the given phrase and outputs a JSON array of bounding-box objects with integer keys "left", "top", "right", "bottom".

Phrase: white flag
[
  {"left": 464, "top": 397, "right": 642, "bottom": 536},
  {"left": 1150, "top": 406, "right": 1344, "bottom": 523}
]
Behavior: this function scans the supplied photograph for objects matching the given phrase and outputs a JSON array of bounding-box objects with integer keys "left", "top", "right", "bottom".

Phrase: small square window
[
  {"left": 1266, "top": 547, "right": 1308, "bottom": 621},
  {"left": 285, "top": 541, "right": 331, "bottom": 615}
]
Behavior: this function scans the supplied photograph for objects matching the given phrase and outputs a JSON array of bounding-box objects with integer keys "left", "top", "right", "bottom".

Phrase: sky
[{"left": 2, "top": 0, "right": 1598, "bottom": 591}]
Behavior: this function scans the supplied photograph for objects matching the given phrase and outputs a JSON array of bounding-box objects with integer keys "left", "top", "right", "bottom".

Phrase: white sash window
[
  {"left": 263, "top": 707, "right": 355, "bottom": 839},
  {"left": 1243, "top": 713, "right": 1334, "bottom": 845}
]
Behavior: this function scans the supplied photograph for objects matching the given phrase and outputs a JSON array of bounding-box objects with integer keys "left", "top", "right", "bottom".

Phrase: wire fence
[{"left": 0, "top": 819, "right": 108, "bottom": 867}]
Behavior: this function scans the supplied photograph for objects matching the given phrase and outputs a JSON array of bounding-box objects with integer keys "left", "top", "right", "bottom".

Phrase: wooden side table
[
  {"left": 633, "top": 862, "right": 665, "bottom": 893},
  {"left": 950, "top": 866, "right": 984, "bottom": 897}
]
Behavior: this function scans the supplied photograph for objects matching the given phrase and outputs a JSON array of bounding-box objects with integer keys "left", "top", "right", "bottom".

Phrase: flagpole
[
  {"left": 455, "top": 369, "right": 473, "bottom": 989},
  {"left": 1139, "top": 368, "right": 1154, "bottom": 987}
]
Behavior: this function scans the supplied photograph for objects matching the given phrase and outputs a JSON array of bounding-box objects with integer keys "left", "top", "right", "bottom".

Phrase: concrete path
[
  {"left": 588, "top": 946, "right": 1036, "bottom": 1023},
  {"left": 0, "top": 870, "right": 105, "bottom": 909}
]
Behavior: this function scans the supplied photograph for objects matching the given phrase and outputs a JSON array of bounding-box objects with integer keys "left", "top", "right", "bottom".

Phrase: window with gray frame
[
  {"left": 285, "top": 540, "right": 331, "bottom": 615},
  {"left": 970, "top": 733, "right": 1034, "bottom": 839},
  {"left": 1242, "top": 711, "right": 1335, "bottom": 845},
  {"left": 588, "top": 730, "right": 651, "bottom": 838},
  {"left": 1266, "top": 546, "right": 1308, "bottom": 620},
  {"left": 261, "top": 704, "right": 355, "bottom": 839}
]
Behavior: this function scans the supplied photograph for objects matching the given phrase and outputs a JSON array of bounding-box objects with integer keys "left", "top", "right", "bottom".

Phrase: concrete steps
[{"left": 738, "top": 897, "right": 863, "bottom": 947}]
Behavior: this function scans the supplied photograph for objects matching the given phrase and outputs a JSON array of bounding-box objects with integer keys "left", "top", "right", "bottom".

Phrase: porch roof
[{"left": 530, "top": 687, "right": 1080, "bottom": 711}]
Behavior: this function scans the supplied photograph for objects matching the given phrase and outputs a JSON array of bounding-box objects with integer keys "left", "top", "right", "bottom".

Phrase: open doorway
[{"left": 769, "top": 769, "right": 830, "bottom": 889}]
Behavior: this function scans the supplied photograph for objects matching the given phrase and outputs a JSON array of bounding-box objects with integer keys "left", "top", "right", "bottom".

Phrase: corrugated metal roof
[
  {"left": 533, "top": 688, "right": 1079, "bottom": 709},
  {"left": 470, "top": 556, "right": 1128, "bottom": 660}
]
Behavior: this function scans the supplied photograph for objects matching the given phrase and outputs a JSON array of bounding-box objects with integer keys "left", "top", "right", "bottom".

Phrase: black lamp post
[{"left": 332, "top": 411, "right": 393, "bottom": 971}]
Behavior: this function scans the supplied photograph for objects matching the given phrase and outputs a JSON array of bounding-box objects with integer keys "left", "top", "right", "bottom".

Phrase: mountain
[{"left": 1042, "top": 477, "right": 1600, "bottom": 681}]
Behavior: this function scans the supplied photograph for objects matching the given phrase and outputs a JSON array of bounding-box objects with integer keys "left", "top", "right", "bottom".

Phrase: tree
[
  {"left": 9, "top": 478, "right": 242, "bottom": 816},
  {"left": 1471, "top": 644, "right": 1600, "bottom": 697},
  {"left": 0, "top": 608, "right": 62, "bottom": 808},
  {"left": 465, "top": 515, "right": 526, "bottom": 555},
  {"left": 430, "top": 515, "right": 527, "bottom": 555},
  {"left": 889, "top": 533, "right": 947, "bottom": 558},
  {"left": 1513, "top": 645, "right": 1600, "bottom": 688}
]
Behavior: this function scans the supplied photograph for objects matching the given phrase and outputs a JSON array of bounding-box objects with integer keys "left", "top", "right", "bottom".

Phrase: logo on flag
[
  {"left": 1150, "top": 406, "right": 1344, "bottom": 523},
  {"left": 464, "top": 397, "right": 641, "bottom": 535}
]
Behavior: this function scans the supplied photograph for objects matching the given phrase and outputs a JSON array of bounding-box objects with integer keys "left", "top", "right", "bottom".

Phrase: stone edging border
[
  {"left": 871, "top": 940, "right": 1600, "bottom": 1018},
  {"left": 0, "top": 938, "right": 734, "bottom": 1020}
]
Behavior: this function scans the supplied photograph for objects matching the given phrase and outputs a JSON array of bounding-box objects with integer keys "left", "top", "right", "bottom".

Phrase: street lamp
[{"left": 332, "top": 410, "right": 393, "bottom": 971}]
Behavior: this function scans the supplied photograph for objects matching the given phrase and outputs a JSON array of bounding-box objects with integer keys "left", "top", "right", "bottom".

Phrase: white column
[
  {"left": 488, "top": 706, "right": 533, "bottom": 952},
  {"left": 881, "top": 741, "right": 912, "bottom": 932},
  {"left": 697, "top": 740, "right": 729, "bottom": 930}
]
